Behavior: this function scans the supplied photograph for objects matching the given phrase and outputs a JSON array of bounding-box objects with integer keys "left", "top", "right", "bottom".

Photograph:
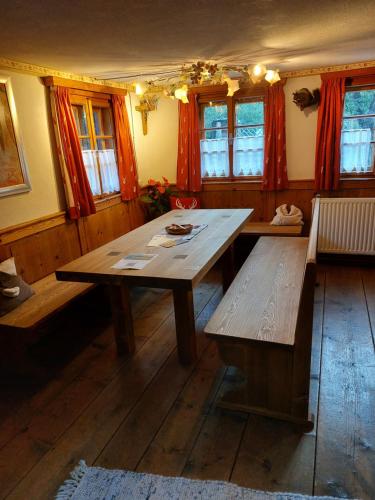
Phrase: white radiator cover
[{"left": 318, "top": 198, "right": 375, "bottom": 255}]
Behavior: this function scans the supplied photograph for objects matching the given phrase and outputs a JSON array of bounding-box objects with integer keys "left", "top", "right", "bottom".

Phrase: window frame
[
  {"left": 199, "top": 88, "right": 265, "bottom": 183},
  {"left": 70, "top": 89, "right": 120, "bottom": 200},
  {"left": 340, "top": 82, "right": 375, "bottom": 179}
]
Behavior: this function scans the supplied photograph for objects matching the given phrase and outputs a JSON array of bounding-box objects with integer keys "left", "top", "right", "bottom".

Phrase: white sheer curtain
[
  {"left": 81, "top": 149, "right": 120, "bottom": 195},
  {"left": 200, "top": 138, "right": 229, "bottom": 178},
  {"left": 341, "top": 129, "right": 372, "bottom": 173},
  {"left": 98, "top": 149, "right": 120, "bottom": 193},
  {"left": 233, "top": 136, "right": 264, "bottom": 176},
  {"left": 81, "top": 150, "right": 100, "bottom": 195}
]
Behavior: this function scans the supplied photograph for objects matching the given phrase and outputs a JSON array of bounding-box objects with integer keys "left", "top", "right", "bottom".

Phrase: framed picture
[{"left": 0, "top": 77, "right": 31, "bottom": 197}]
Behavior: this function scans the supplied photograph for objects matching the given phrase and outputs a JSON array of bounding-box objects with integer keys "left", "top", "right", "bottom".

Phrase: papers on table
[
  {"left": 147, "top": 224, "right": 208, "bottom": 248},
  {"left": 111, "top": 253, "right": 158, "bottom": 270}
]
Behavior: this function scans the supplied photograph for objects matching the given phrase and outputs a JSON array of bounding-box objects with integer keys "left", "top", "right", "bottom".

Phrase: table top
[{"left": 56, "top": 209, "right": 253, "bottom": 289}]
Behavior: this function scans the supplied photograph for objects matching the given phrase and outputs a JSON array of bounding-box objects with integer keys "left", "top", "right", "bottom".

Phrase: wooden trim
[
  {"left": 43, "top": 76, "right": 128, "bottom": 96},
  {"left": 94, "top": 194, "right": 123, "bottom": 211},
  {"left": 0, "top": 57, "right": 132, "bottom": 90},
  {"left": 339, "top": 178, "right": 375, "bottom": 189},
  {"left": 0, "top": 211, "right": 67, "bottom": 245},
  {"left": 281, "top": 59, "right": 375, "bottom": 79},
  {"left": 201, "top": 179, "right": 315, "bottom": 191}
]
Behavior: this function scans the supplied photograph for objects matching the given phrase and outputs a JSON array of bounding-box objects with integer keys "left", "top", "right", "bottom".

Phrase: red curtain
[
  {"left": 54, "top": 87, "right": 96, "bottom": 219},
  {"left": 263, "top": 81, "right": 288, "bottom": 191},
  {"left": 112, "top": 95, "right": 139, "bottom": 200},
  {"left": 176, "top": 94, "right": 201, "bottom": 192},
  {"left": 315, "top": 77, "right": 345, "bottom": 191}
]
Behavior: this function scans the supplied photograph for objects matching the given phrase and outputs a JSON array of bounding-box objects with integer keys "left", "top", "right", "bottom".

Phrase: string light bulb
[
  {"left": 135, "top": 83, "right": 146, "bottom": 96},
  {"left": 265, "top": 70, "right": 281, "bottom": 85},
  {"left": 249, "top": 64, "right": 267, "bottom": 84}
]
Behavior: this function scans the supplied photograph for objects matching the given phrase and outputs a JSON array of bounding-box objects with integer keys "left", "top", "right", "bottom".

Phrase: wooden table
[{"left": 56, "top": 209, "right": 252, "bottom": 364}]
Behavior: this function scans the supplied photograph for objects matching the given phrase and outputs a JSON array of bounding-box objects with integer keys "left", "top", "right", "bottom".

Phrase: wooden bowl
[{"left": 165, "top": 224, "right": 193, "bottom": 235}]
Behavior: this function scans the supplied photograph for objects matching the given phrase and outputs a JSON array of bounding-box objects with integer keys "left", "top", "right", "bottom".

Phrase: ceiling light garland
[{"left": 133, "top": 62, "right": 281, "bottom": 102}]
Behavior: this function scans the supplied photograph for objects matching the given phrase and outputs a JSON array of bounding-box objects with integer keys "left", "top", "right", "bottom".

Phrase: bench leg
[
  {"left": 216, "top": 341, "right": 314, "bottom": 432},
  {"left": 221, "top": 244, "right": 235, "bottom": 292},
  {"left": 108, "top": 283, "right": 135, "bottom": 356},
  {"left": 173, "top": 288, "right": 197, "bottom": 365}
]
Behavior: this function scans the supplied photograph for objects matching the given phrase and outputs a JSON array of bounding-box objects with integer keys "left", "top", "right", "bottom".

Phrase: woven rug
[{"left": 56, "top": 460, "right": 349, "bottom": 500}]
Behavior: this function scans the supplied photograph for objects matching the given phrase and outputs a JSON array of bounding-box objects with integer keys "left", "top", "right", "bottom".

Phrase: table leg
[
  {"left": 109, "top": 283, "right": 135, "bottom": 356},
  {"left": 221, "top": 243, "right": 235, "bottom": 292},
  {"left": 173, "top": 288, "right": 197, "bottom": 365}
]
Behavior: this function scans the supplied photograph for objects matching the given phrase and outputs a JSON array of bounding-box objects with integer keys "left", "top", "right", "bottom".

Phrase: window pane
[
  {"left": 341, "top": 89, "right": 375, "bottom": 174},
  {"left": 235, "top": 126, "right": 263, "bottom": 137},
  {"left": 96, "top": 138, "right": 115, "bottom": 150},
  {"left": 341, "top": 118, "right": 375, "bottom": 173},
  {"left": 93, "top": 107, "right": 113, "bottom": 136},
  {"left": 344, "top": 90, "right": 375, "bottom": 117},
  {"left": 235, "top": 101, "right": 264, "bottom": 126},
  {"left": 72, "top": 105, "right": 88, "bottom": 136},
  {"left": 203, "top": 104, "right": 227, "bottom": 129},
  {"left": 200, "top": 135, "right": 229, "bottom": 178},
  {"left": 80, "top": 138, "right": 91, "bottom": 150},
  {"left": 204, "top": 129, "right": 228, "bottom": 139}
]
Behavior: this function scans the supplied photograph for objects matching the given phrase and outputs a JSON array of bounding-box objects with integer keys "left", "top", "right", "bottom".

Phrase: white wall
[
  {"left": 285, "top": 75, "right": 321, "bottom": 180},
  {"left": 126, "top": 93, "right": 179, "bottom": 186},
  {"left": 0, "top": 70, "right": 64, "bottom": 229}
]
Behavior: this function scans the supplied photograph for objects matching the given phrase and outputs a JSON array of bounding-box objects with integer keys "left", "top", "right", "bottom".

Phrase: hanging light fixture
[
  {"left": 135, "top": 83, "right": 146, "bottom": 96},
  {"left": 223, "top": 77, "right": 239, "bottom": 96},
  {"left": 249, "top": 64, "right": 267, "bottom": 84},
  {"left": 174, "top": 84, "right": 189, "bottom": 103},
  {"left": 264, "top": 70, "right": 281, "bottom": 85}
]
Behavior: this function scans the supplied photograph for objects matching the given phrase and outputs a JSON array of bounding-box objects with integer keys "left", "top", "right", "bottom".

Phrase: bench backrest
[{"left": 292, "top": 197, "right": 320, "bottom": 416}]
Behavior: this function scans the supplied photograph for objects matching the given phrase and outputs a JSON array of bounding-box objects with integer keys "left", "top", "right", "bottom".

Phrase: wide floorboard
[{"left": 0, "top": 265, "right": 374, "bottom": 499}]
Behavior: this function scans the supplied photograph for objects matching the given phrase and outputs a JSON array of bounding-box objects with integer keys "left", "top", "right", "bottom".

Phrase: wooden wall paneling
[
  {"left": 82, "top": 200, "right": 143, "bottom": 253},
  {"left": 7, "top": 221, "right": 82, "bottom": 284}
]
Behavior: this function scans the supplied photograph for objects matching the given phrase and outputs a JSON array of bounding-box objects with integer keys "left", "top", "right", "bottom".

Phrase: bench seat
[
  {"left": 206, "top": 237, "right": 308, "bottom": 346},
  {"left": 240, "top": 221, "right": 303, "bottom": 237},
  {"left": 0, "top": 273, "right": 94, "bottom": 330}
]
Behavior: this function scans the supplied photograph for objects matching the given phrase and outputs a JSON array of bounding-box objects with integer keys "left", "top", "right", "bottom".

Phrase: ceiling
[{"left": 1, "top": 0, "right": 375, "bottom": 82}]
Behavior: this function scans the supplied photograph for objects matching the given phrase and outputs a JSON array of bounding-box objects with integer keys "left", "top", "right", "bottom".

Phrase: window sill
[
  {"left": 340, "top": 177, "right": 375, "bottom": 189},
  {"left": 94, "top": 193, "right": 122, "bottom": 211},
  {"left": 202, "top": 180, "right": 262, "bottom": 191}
]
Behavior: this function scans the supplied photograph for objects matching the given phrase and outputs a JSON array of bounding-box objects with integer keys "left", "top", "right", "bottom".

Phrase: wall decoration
[
  {"left": 292, "top": 88, "right": 320, "bottom": 110},
  {"left": 0, "top": 77, "right": 31, "bottom": 197}
]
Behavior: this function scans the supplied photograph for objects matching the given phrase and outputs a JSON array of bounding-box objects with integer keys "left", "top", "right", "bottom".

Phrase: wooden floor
[{"left": 0, "top": 264, "right": 374, "bottom": 500}]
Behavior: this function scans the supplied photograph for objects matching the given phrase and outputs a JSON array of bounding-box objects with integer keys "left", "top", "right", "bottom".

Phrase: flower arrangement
[{"left": 139, "top": 177, "right": 173, "bottom": 218}]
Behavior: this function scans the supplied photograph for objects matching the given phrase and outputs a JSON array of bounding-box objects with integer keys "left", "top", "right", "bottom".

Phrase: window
[
  {"left": 341, "top": 88, "right": 375, "bottom": 176},
  {"left": 200, "top": 96, "right": 264, "bottom": 180},
  {"left": 71, "top": 93, "right": 120, "bottom": 197}
]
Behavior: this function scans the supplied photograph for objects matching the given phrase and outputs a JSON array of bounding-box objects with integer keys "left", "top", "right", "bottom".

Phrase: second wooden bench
[{"left": 205, "top": 198, "right": 320, "bottom": 430}]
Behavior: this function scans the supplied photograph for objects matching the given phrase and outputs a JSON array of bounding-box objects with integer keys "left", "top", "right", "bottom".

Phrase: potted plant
[{"left": 139, "top": 177, "right": 173, "bottom": 219}]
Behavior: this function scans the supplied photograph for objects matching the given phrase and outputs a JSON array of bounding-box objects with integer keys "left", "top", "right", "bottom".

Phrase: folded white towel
[
  {"left": 271, "top": 204, "right": 304, "bottom": 226},
  {"left": 1, "top": 286, "right": 20, "bottom": 298}
]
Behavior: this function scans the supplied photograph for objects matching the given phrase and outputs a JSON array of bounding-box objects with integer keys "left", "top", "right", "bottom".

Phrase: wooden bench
[
  {"left": 205, "top": 198, "right": 320, "bottom": 430},
  {"left": 0, "top": 273, "right": 94, "bottom": 374},
  {"left": 240, "top": 221, "right": 303, "bottom": 237}
]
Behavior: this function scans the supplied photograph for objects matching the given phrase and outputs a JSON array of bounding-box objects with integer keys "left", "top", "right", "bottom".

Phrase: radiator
[{"left": 318, "top": 198, "right": 375, "bottom": 255}]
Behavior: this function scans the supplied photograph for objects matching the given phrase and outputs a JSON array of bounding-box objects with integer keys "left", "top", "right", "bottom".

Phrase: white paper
[
  {"left": 147, "top": 235, "right": 175, "bottom": 247},
  {"left": 111, "top": 253, "right": 158, "bottom": 270}
]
